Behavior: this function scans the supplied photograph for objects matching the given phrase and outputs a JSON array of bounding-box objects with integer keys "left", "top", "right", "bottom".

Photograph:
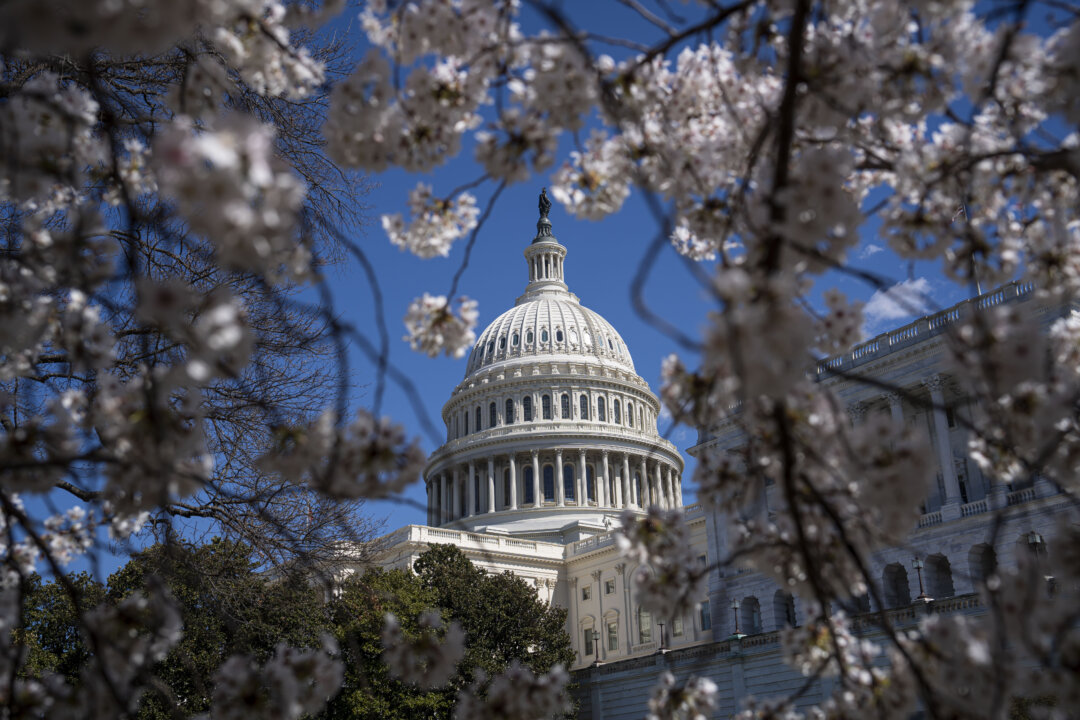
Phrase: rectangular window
[
  {"left": 583, "top": 629, "right": 594, "bottom": 656},
  {"left": 607, "top": 622, "right": 618, "bottom": 651},
  {"left": 639, "top": 609, "right": 652, "bottom": 644},
  {"left": 700, "top": 600, "right": 712, "bottom": 631},
  {"left": 604, "top": 579, "right": 615, "bottom": 595},
  {"left": 582, "top": 586, "right": 591, "bottom": 601},
  {"left": 672, "top": 617, "right": 684, "bottom": 637}
]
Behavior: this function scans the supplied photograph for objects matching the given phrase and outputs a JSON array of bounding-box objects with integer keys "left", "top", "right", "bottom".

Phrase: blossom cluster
[
  {"left": 617, "top": 507, "right": 708, "bottom": 619},
  {"left": 381, "top": 610, "right": 466, "bottom": 689},
  {"left": 403, "top": 294, "right": 480, "bottom": 359},
  {"left": 453, "top": 661, "right": 570, "bottom": 720}
]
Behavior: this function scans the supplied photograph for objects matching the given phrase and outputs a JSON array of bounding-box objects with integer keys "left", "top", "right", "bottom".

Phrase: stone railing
[
  {"left": 918, "top": 510, "right": 942, "bottom": 528},
  {"left": 1007, "top": 486, "right": 1037, "bottom": 506},
  {"left": 961, "top": 499, "right": 988, "bottom": 517},
  {"left": 815, "top": 281, "right": 1035, "bottom": 380},
  {"left": 430, "top": 419, "right": 681, "bottom": 461},
  {"left": 374, "top": 525, "right": 565, "bottom": 561}
]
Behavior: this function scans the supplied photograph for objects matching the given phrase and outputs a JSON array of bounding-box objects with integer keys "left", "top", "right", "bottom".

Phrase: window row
[
  {"left": 450, "top": 393, "right": 651, "bottom": 439},
  {"left": 579, "top": 601, "right": 712, "bottom": 658},
  {"left": 475, "top": 326, "right": 624, "bottom": 364}
]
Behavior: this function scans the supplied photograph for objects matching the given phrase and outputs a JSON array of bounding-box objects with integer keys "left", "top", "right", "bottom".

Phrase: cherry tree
[{"left": 2, "top": 0, "right": 1079, "bottom": 718}]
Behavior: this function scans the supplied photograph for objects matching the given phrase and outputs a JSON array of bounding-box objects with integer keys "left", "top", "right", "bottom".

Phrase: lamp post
[
  {"left": 912, "top": 557, "right": 932, "bottom": 601},
  {"left": 1028, "top": 531, "right": 1046, "bottom": 558},
  {"left": 591, "top": 630, "right": 601, "bottom": 666},
  {"left": 729, "top": 599, "right": 746, "bottom": 640}
]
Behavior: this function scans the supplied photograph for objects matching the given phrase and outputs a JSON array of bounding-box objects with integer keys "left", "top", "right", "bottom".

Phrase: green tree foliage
[
  {"left": 16, "top": 572, "right": 106, "bottom": 682},
  {"left": 412, "top": 545, "right": 574, "bottom": 690},
  {"left": 106, "top": 539, "right": 327, "bottom": 718},
  {"left": 17, "top": 542, "right": 573, "bottom": 719}
]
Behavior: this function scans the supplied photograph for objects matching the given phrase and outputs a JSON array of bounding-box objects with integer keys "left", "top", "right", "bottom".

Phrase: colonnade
[
  {"left": 847, "top": 374, "right": 970, "bottom": 515},
  {"left": 425, "top": 449, "right": 683, "bottom": 526}
]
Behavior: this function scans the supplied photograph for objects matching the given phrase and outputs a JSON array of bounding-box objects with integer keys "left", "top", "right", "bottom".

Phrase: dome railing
[{"left": 430, "top": 420, "right": 682, "bottom": 460}]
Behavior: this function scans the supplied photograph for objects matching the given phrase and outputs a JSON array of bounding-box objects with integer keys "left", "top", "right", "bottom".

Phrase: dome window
[
  {"left": 512, "top": 332, "right": 520, "bottom": 346},
  {"left": 489, "top": 402, "right": 497, "bottom": 427},
  {"left": 561, "top": 393, "right": 570, "bottom": 419},
  {"left": 579, "top": 394, "right": 589, "bottom": 420},
  {"left": 627, "top": 402, "right": 634, "bottom": 428},
  {"left": 607, "top": 338, "right": 614, "bottom": 350},
  {"left": 541, "top": 328, "right": 549, "bottom": 343},
  {"left": 526, "top": 330, "right": 533, "bottom": 345},
  {"left": 505, "top": 398, "right": 515, "bottom": 424},
  {"left": 499, "top": 336, "right": 506, "bottom": 351},
  {"left": 542, "top": 394, "right": 552, "bottom": 420},
  {"left": 583, "top": 330, "right": 591, "bottom": 347},
  {"left": 486, "top": 341, "right": 494, "bottom": 359},
  {"left": 613, "top": 399, "right": 621, "bottom": 424},
  {"left": 597, "top": 396, "right": 606, "bottom": 422},
  {"left": 568, "top": 327, "right": 577, "bottom": 344},
  {"left": 476, "top": 406, "right": 482, "bottom": 431},
  {"left": 555, "top": 328, "right": 563, "bottom": 343},
  {"left": 523, "top": 396, "right": 533, "bottom": 422}
]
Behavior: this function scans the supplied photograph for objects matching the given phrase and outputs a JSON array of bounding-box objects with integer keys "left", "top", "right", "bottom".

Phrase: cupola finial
[{"left": 536, "top": 188, "right": 553, "bottom": 238}]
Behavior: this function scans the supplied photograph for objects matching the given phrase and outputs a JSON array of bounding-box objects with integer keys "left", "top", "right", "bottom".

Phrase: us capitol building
[{"left": 367, "top": 193, "right": 1073, "bottom": 719}]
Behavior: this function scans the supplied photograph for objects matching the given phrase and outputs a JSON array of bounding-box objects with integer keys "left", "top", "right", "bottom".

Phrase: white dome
[{"left": 466, "top": 296, "right": 635, "bottom": 376}]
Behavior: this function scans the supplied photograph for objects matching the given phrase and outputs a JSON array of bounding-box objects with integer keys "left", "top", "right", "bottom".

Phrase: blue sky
[{"left": 324, "top": 3, "right": 975, "bottom": 535}]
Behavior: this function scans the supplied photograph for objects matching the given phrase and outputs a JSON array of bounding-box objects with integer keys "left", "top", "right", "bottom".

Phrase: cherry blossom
[
  {"left": 381, "top": 610, "right": 466, "bottom": 688},
  {"left": 403, "top": 294, "right": 479, "bottom": 359}
]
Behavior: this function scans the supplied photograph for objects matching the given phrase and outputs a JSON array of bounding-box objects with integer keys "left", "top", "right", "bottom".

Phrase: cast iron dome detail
[{"left": 422, "top": 192, "right": 684, "bottom": 544}]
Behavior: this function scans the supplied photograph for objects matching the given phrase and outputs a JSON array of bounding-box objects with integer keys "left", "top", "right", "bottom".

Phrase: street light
[
  {"left": 912, "top": 556, "right": 932, "bottom": 601},
  {"left": 591, "top": 630, "right": 601, "bottom": 666},
  {"left": 729, "top": 598, "right": 746, "bottom": 640}
]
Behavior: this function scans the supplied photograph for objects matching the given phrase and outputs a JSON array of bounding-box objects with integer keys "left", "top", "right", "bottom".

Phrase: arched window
[
  {"left": 925, "top": 554, "right": 955, "bottom": 599},
  {"left": 543, "top": 465, "right": 555, "bottom": 501},
  {"left": 883, "top": 563, "right": 911, "bottom": 608},
  {"left": 475, "top": 406, "right": 482, "bottom": 431},
  {"left": 774, "top": 590, "right": 797, "bottom": 628},
  {"left": 512, "top": 332, "right": 520, "bottom": 346},
  {"left": 505, "top": 398, "right": 515, "bottom": 424},
  {"left": 523, "top": 396, "right": 533, "bottom": 422},
  {"left": 489, "top": 402, "right": 497, "bottom": 428},
  {"left": 563, "top": 464, "right": 575, "bottom": 502},
  {"left": 561, "top": 393, "right": 570, "bottom": 419},
  {"left": 580, "top": 394, "right": 589, "bottom": 420},
  {"left": 608, "top": 338, "right": 614, "bottom": 350},
  {"left": 627, "top": 402, "right": 634, "bottom": 427},
  {"left": 541, "top": 328, "right": 549, "bottom": 343},
  {"left": 614, "top": 399, "right": 621, "bottom": 424},
  {"left": 524, "top": 467, "right": 535, "bottom": 505},
  {"left": 526, "top": 330, "right": 533, "bottom": 344},
  {"left": 556, "top": 328, "right": 564, "bottom": 342},
  {"left": 487, "top": 341, "right": 494, "bottom": 359},
  {"left": 499, "top": 336, "right": 506, "bottom": 351},
  {"left": 597, "top": 397, "right": 606, "bottom": 422},
  {"left": 503, "top": 469, "right": 510, "bottom": 508},
  {"left": 637, "top": 605, "right": 653, "bottom": 644},
  {"left": 742, "top": 597, "right": 762, "bottom": 634},
  {"left": 586, "top": 465, "right": 595, "bottom": 502},
  {"left": 542, "top": 394, "right": 552, "bottom": 420},
  {"left": 969, "top": 544, "right": 997, "bottom": 586}
]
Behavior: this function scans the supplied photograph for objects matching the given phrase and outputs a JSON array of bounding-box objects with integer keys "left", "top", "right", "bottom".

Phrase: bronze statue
[{"left": 539, "top": 187, "right": 551, "bottom": 219}]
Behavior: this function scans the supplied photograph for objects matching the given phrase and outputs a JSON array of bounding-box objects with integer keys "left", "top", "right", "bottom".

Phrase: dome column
[
  {"left": 675, "top": 472, "right": 683, "bottom": 507},
  {"left": 622, "top": 454, "right": 632, "bottom": 509},
  {"left": 508, "top": 454, "right": 518, "bottom": 510},
  {"left": 451, "top": 470, "right": 460, "bottom": 520},
  {"left": 660, "top": 464, "right": 669, "bottom": 509},
  {"left": 600, "top": 451, "right": 610, "bottom": 507},
  {"left": 655, "top": 462, "right": 665, "bottom": 509},
  {"left": 556, "top": 449, "right": 565, "bottom": 506},
  {"left": 578, "top": 450, "right": 587, "bottom": 505},
  {"left": 531, "top": 450, "right": 541, "bottom": 507},
  {"left": 487, "top": 457, "right": 496, "bottom": 513},
  {"left": 467, "top": 460, "right": 476, "bottom": 518},
  {"left": 440, "top": 473, "right": 448, "bottom": 525},
  {"left": 640, "top": 457, "right": 648, "bottom": 507}
]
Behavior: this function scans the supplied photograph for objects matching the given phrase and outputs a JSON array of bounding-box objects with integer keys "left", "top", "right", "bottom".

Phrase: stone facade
[{"left": 365, "top": 200, "right": 1075, "bottom": 716}]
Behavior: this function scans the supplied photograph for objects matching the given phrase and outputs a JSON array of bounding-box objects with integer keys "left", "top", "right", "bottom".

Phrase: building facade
[
  {"left": 368, "top": 199, "right": 1075, "bottom": 717},
  {"left": 367, "top": 195, "right": 711, "bottom": 669}
]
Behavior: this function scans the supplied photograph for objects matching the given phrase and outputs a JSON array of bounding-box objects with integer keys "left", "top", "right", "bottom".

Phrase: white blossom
[
  {"left": 403, "top": 294, "right": 479, "bottom": 359},
  {"left": 381, "top": 610, "right": 466, "bottom": 689}
]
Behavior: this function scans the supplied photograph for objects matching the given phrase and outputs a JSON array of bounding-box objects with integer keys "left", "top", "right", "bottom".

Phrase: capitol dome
[{"left": 422, "top": 191, "right": 684, "bottom": 543}]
